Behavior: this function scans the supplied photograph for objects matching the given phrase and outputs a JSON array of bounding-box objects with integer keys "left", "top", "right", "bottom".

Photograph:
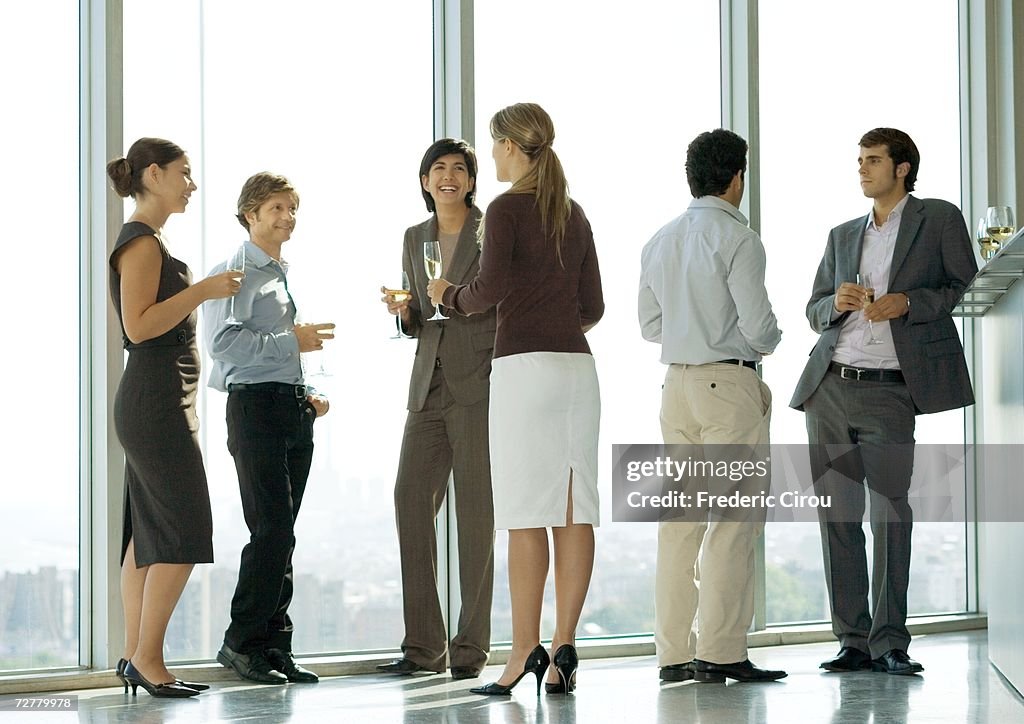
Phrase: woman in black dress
[{"left": 107, "top": 138, "right": 240, "bottom": 697}]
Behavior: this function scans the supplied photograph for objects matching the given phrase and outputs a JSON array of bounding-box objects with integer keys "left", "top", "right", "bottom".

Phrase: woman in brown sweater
[{"left": 428, "top": 103, "right": 604, "bottom": 697}]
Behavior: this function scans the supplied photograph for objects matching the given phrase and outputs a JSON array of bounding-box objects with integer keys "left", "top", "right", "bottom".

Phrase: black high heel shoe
[
  {"left": 545, "top": 644, "right": 579, "bottom": 694},
  {"left": 116, "top": 658, "right": 128, "bottom": 694},
  {"left": 470, "top": 645, "right": 550, "bottom": 696},
  {"left": 118, "top": 657, "right": 209, "bottom": 692},
  {"left": 123, "top": 661, "right": 200, "bottom": 698}
]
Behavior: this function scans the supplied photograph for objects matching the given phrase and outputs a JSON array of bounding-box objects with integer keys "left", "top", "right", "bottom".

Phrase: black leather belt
[
  {"left": 228, "top": 382, "right": 308, "bottom": 398},
  {"left": 829, "top": 362, "right": 904, "bottom": 383},
  {"left": 717, "top": 359, "right": 757, "bottom": 370}
]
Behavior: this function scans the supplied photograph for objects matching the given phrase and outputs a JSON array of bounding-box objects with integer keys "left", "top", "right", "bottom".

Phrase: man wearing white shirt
[
  {"left": 638, "top": 128, "right": 784, "bottom": 683},
  {"left": 790, "top": 128, "right": 976, "bottom": 676}
]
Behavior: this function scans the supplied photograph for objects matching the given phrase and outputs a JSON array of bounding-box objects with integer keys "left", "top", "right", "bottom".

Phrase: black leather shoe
[
  {"left": 450, "top": 667, "right": 480, "bottom": 680},
  {"left": 266, "top": 648, "right": 319, "bottom": 683},
  {"left": 871, "top": 649, "right": 923, "bottom": 676},
  {"left": 117, "top": 656, "right": 209, "bottom": 692},
  {"left": 545, "top": 644, "right": 579, "bottom": 694},
  {"left": 123, "top": 661, "right": 200, "bottom": 698},
  {"left": 659, "top": 661, "right": 695, "bottom": 682},
  {"left": 376, "top": 658, "right": 439, "bottom": 675},
  {"left": 471, "top": 645, "right": 550, "bottom": 696},
  {"left": 217, "top": 644, "right": 287, "bottom": 684},
  {"left": 820, "top": 647, "right": 872, "bottom": 672},
  {"left": 692, "top": 658, "right": 787, "bottom": 682}
]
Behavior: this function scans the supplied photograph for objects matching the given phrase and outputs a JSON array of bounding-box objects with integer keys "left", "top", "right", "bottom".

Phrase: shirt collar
[
  {"left": 688, "top": 195, "right": 749, "bottom": 226},
  {"left": 865, "top": 193, "right": 910, "bottom": 231},
  {"left": 243, "top": 239, "right": 289, "bottom": 271}
]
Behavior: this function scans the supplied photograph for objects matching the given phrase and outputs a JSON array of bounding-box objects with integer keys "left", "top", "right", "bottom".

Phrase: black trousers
[{"left": 224, "top": 385, "right": 316, "bottom": 654}]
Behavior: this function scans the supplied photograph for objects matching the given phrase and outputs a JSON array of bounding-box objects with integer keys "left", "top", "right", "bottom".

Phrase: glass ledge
[{"left": 954, "top": 226, "right": 1024, "bottom": 317}]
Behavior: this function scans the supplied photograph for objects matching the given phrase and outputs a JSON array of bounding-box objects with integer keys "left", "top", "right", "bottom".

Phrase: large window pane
[
  {"left": 0, "top": 1, "right": 80, "bottom": 672},
  {"left": 124, "top": 0, "right": 432, "bottom": 659},
  {"left": 474, "top": 0, "right": 721, "bottom": 641},
  {"left": 760, "top": 0, "right": 967, "bottom": 623}
]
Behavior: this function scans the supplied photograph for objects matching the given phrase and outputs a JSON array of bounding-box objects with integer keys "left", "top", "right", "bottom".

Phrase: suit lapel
[
  {"left": 443, "top": 206, "right": 483, "bottom": 285},
  {"left": 889, "top": 195, "right": 923, "bottom": 281}
]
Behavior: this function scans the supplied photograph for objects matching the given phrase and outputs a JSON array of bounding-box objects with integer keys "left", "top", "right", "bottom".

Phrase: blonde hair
[{"left": 488, "top": 103, "right": 571, "bottom": 264}]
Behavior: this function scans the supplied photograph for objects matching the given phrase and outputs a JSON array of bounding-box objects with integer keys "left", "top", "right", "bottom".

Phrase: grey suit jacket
[
  {"left": 790, "top": 195, "right": 978, "bottom": 414},
  {"left": 402, "top": 207, "right": 497, "bottom": 412}
]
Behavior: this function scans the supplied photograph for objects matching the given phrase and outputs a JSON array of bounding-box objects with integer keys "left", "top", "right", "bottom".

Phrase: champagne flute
[
  {"left": 224, "top": 244, "right": 246, "bottom": 325},
  {"left": 423, "top": 241, "right": 448, "bottom": 321},
  {"left": 986, "top": 206, "right": 1015, "bottom": 257},
  {"left": 976, "top": 217, "right": 996, "bottom": 261},
  {"left": 857, "top": 272, "right": 883, "bottom": 346},
  {"left": 387, "top": 271, "right": 412, "bottom": 339}
]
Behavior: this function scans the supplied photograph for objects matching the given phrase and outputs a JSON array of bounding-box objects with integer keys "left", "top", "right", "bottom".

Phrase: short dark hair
[
  {"left": 106, "top": 138, "right": 185, "bottom": 198},
  {"left": 859, "top": 127, "right": 919, "bottom": 192},
  {"left": 236, "top": 172, "right": 299, "bottom": 231},
  {"left": 418, "top": 138, "right": 478, "bottom": 212},
  {"left": 685, "top": 129, "right": 748, "bottom": 198}
]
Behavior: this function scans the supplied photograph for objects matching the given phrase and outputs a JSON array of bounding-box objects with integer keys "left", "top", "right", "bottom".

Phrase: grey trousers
[
  {"left": 394, "top": 366, "right": 494, "bottom": 672},
  {"left": 803, "top": 370, "right": 916, "bottom": 658}
]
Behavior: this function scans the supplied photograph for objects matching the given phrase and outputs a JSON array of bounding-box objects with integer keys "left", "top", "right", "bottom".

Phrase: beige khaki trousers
[{"left": 654, "top": 362, "right": 771, "bottom": 666}]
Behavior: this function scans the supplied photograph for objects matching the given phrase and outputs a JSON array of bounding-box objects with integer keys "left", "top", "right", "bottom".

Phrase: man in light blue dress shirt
[
  {"left": 204, "top": 172, "right": 334, "bottom": 686},
  {"left": 639, "top": 129, "right": 784, "bottom": 684}
]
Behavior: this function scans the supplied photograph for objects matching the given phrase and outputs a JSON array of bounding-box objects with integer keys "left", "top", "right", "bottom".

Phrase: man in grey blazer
[
  {"left": 791, "top": 128, "right": 977, "bottom": 676},
  {"left": 378, "top": 139, "right": 496, "bottom": 680}
]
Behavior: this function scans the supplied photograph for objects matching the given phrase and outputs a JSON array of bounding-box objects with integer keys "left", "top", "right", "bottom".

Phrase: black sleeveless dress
[{"left": 109, "top": 222, "right": 213, "bottom": 566}]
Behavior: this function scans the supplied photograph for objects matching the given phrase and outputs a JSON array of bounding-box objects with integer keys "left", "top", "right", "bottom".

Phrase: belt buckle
[
  {"left": 294, "top": 385, "right": 307, "bottom": 399},
  {"left": 840, "top": 366, "right": 862, "bottom": 381}
]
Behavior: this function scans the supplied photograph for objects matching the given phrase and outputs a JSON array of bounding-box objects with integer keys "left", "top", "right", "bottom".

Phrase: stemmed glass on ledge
[
  {"left": 387, "top": 271, "right": 412, "bottom": 339},
  {"left": 423, "top": 241, "right": 448, "bottom": 321},
  {"left": 984, "top": 206, "right": 1016, "bottom": 259},
  {"left": 224, "top": 244, "right": 246, "bottom": 325},
  {"left": 976, "top": 218, "right": 997, "bottom": 261},
  {"left": 856, "top": 272, "right": 883, "bottom": 346}
]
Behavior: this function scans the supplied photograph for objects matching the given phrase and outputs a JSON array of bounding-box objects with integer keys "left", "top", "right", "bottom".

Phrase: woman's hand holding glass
[{"left": 381, "top": 271, "right": 412, "bottom": 338}]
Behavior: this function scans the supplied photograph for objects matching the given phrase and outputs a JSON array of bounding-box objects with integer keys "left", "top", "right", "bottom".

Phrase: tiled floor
[{"left": 3, "top": 631, "right": 1022, "bottom": 723}]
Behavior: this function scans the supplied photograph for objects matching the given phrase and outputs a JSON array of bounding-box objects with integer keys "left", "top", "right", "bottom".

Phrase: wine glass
[
  {"left": 856, "top": 272, "right": 883, "bottom": 345},
  {"left": 295, "top": 307, "right": 334, "bottom": 380},
  {"left": 985, "top": 206, "right": 1015, "bottom": 257},
  {"left": 976, "top": 217, "right": 996, "bottom": 261},
  {"left": 387, "top": 271, "right": 412, "bottom": 339},
  {"left": 423, "top": 241, "right": 448, "bottom": 321},
  {"left": 224, "top": 244, "right": 246, "bottom": 325}
]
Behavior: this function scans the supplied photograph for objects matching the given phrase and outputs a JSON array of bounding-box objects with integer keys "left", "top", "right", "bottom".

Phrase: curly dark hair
[{"left": 685, "top": 129, "right": 748, "bottom": 198}]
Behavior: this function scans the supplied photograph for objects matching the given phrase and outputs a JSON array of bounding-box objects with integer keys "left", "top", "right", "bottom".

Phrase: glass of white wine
[
  {"left": 856, "top": 272, "right": 883, "bottom": 345},
  {"left": 423, "top": 241, "right": 448, "bottom": 321},
  {"left": 985, "top": 206, "right": 1015, "bottom": 258},
  {"left": 387, "top": 271, "right": 412, "bottom": 339},
  {"left": 976, "top": 217, "right": 997, "bottom": 261},
  {"left": 224, "top": 243, "right": 246, "bottom": 325}
]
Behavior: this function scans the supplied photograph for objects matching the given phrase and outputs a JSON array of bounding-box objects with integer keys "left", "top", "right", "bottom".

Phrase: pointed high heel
[
  {"left": 116, "top": 656, "right": 207, "bottom": 692},
  {"left": 470, "top": 645, "right": 550, "bottom": 696},
  {"left": 123, "top": 660, "right": 201, "bottom": 698},
  {"left": 545, "top": 644, "right": 579, "bottom": 694},
  {"left": 115, "top": 658, "right": 128, "bottom": 694}
]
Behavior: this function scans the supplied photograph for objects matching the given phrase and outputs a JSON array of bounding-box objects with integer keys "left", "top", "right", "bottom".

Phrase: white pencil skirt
[{"left": 488, "top": 351, "right": 601, "bottom": 530}]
